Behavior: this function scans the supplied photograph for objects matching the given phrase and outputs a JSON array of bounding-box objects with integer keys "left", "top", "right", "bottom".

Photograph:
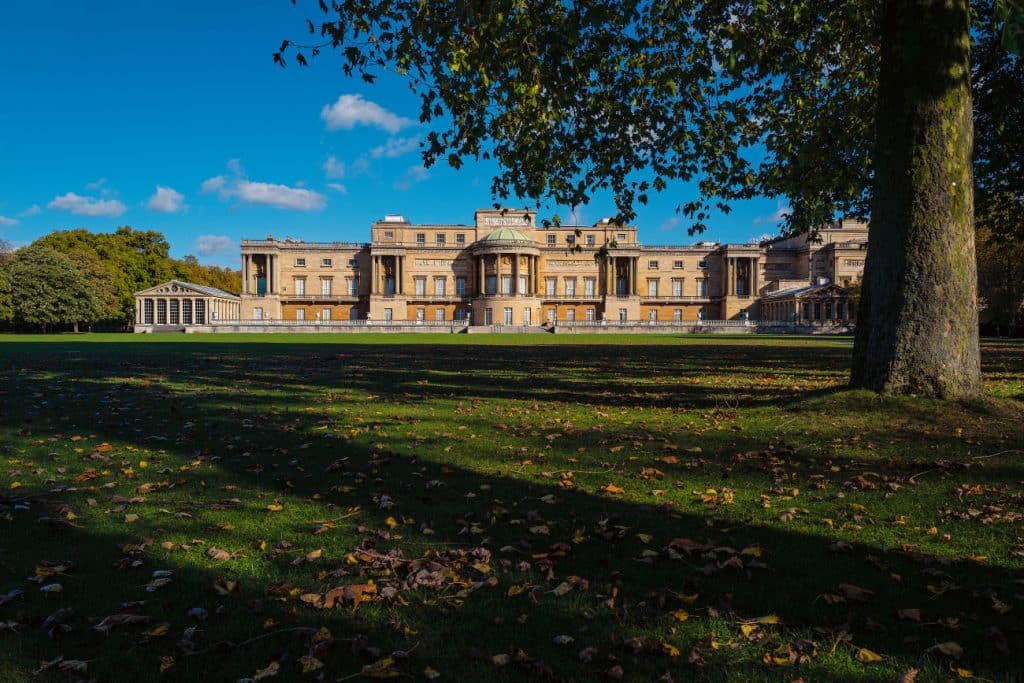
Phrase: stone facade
[
  {"left": 236, "top": 209, "right": 867, "bottom": 326},
  {"left": 133, "top": 280, "right": 240, "bottom": 332}
]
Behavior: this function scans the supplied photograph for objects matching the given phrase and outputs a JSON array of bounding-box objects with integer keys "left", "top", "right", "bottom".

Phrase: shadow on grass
[{"left": 1, "top": 339, "right": 1022, "bottom": 681}]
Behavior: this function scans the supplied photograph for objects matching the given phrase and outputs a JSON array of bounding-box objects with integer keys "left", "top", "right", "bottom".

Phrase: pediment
[{"left": 135, "top": 281, "right": 210, "bottom": 297}]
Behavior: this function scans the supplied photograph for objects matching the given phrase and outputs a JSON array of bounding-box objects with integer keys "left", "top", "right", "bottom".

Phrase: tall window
[
  {"left": 169, "top": 300, "right": 180, "bottom": 324},
  {"left": 384, "top": 308, "right": 393, "bottom": 321},
  {"left": 486, "top": 275, "right": 497, "bottom": 295},
  {"left": 322, "top": 308, "right": 332, "bottom": 321},
  {"left": 565, "top": 278, "right": 576, "bottom": 297},
  {"left": 417, "top": 308, "right": 425, "bottom": 321},
  {"left": 546, "top": 278, "right": 556, "bottom": 297},
  {"left": 673, "top": 309, "right": 682, "bottom": 321},
  {"left": 547, "top": 308, "right": 556, "bottom": 322},
  {"left": 501, "top": 275, "right": 512, "bottom": 295},
  {"left": 294, "top": 278, "right": 305, "bottom": 296},
  {"left": 321, "top": 278, "right": 331, "bottom": 295},
  {"left": 518, "top": 276, "right": 527, "bottom": 295},
  {"left": 415, "top": 277, "right": 426, "bottom": 296},
  {"left": 157, "top": 299, "right": 167, "bottom": 324},
  {"left": 619, "top": 308, "right": 627, "bottom": 322},
  {"left": 253, "top": 307, "right": 263, "bottom": 321},
  {"left": 456, "top": 277, "right": 466, "bottom": 297},
  {"left": 348, "top": 277, "right": 359, "bottom": 296},
  {"left": 194, "top": 300, "right": 205, "bottom": 324},
  {"left": 585, "top": 308, "right": 595, "bottom": 321},
  {"left": 143, "top": 299, "right": 154, "bottom": 324},
  {"left": 584, "top": 278, "right": 595, "bottom": 296},
  {"left": 503, "top": 307, "right": 513, "bottom": 325},
  {"left": 435, "top": 309, "right": 445, "bottom": 322},
  {"left": 296, "top": 308, "right": 305, "bottom": 320},
  {"left": 349, "top": 308, "right": 359, "bottom": 321},
  {"left": 672, "top": 279, "right": 683, "bottom": 297},
  {"left": 647, "top": 279, "right": 659, "bottom": 297},
  {"left": 566, "top": 309, "right": 576, "bottom": 321},
  {"left": 697, "top": 279, "right": 708, "bottom": 297},
  {"left": 434, "top": 277, "right": 446, "bottom": 296},
  {"left": 649, "top": 309, "right": 658, "bottom": 321},
  {"left": 182, "top": 300, "right": 192, "bottom": 324},
  {"left": 484, "top": 308, "right": 493, "bottom": 325},
  {"left": 523, "top": 308, "right": 531, "bottom": 325}
]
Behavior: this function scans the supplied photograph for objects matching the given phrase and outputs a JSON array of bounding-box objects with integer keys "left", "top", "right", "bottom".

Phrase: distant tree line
[{"left": 0, "top": 227, "right": 240, "bottom": 332}]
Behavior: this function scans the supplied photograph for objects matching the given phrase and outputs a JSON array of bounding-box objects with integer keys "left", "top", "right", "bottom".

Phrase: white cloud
[
  {"left": 753, "top": 201, "right": 791, "bottom": 226},
  {"left": 202, "top": 160, "right": 326, "bottom": 211},
  {"left": 660, "top": 216, "right": 681, "bottom": 231},
  {"left": 322, "top": 155, "right": 346, "bottom": 179},
  {"left": 370, "top": 136, "right": 420, "bottom": 159},
  {"left": 200, "top": 176, "right": 227, "bottom": 193},
  {"left": 233, "top": 181, "right": 325, "bottom": 211},
  {"left": 327, "top": 183, "right": 348, "bottom": 194},
  {"left": 48, "top": 192, "right": 127, "bottom": 217},
  {"left": 0, "top": 215, "right": 18, "bottom": 227},
  {"left": 147, "top": 186, "right": 185, "bottom": 213},
  {"left": 194, "top": 234, "right": 235, "bottom": 257},
  {"left": 19, "top": 204, "right": 41, "bottom": 217},
  {"left": 394, "top": 165, "right": 430, "bottom": 191},
  {"left": 321, "top": 94, "right": 414, "bottom": 133}
]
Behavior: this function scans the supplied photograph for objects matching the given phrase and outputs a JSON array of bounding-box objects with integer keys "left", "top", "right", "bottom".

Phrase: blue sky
[{"left": 0, "top": 0, "right": 789, "bottom": 267}]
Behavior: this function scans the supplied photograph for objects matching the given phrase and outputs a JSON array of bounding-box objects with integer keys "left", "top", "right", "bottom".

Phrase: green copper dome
[{"left": 479, "top": 227, "right": 532, "bottom": 243}]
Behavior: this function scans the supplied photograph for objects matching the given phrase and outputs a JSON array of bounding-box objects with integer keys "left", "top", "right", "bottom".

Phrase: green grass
[{"left": 0, "top": 334, "right": 1022, "bottom": 682}]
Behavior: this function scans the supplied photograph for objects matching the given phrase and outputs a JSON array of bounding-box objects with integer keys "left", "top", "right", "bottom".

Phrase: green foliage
[
  {"left": 33, "top": 227, "right": 240, "bottom": 323},
  {"left": 0, "top": 264, "right": 13, "bottom": 322},
  {"left": 282, "top": 1, "right": 1022, "bottom": 238},
  {"left": 976, "top": 227, "right": 1024, "bottom": 329},
  {"left": 6, "top": 245, "right": 99, "bottom": 329}
]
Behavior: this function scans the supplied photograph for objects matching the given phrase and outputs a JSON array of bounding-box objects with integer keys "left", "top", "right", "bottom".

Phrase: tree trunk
[{"left": 851, "top": 0, "right": 982, "bottom": 399}]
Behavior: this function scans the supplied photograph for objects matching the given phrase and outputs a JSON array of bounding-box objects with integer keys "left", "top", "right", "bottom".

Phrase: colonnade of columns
[
  {"left": 725, "top": 257, "right": 759, "bottom": 297},
  {"left": 607, "top": 256, "right": 639, "bottom": 296},
  {"left": 137, "top": 297, "right": 240, "bottom": 325},
  {"left": 241, "top": 254, "right": 279, "bottom": 295},
  {"left": 475, "top": 253, "right": 540, "bottom": 296},
  {"left": 371, "top": 255, "right": 404, "bottom": 295}
]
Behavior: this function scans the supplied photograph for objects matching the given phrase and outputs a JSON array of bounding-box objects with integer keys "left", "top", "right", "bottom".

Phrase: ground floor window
[
  {"left": 585, "top": 308, "right": 595, "bottom": 321},
  {"left": 253, "top": 307, "right": 263, "bottom": 321},
  {"left": 649, "top": 309, "right": 658, "bottom": 321},
  {"left": 435, "top": 309, "right": 445, "bottom": 322},
  {"left": 503, "top": 307, "right": 513, "bottom": 325},
  {"left": 566, "top": 309, "right": 575, "bottom": 322},
  {"left": 673, "top": 309, "right": 682, "bottom": 321},
  {"left": 837, "top": 301, "right": 845, "bottom": 319},
  {"left": 349, "top": 308, "right": 359, "bottom": 321},
  {"left": 384, "top": 308, "right": 393, "bottom": 322},
  {"left": 195, "top": 300, "right": 206, "bottom": 324},
  {"left": 485, "top": 308, "right": 493, "bottom": 325},
  {"left": 143, "top": 299, "right": 154, "bottom": 324},
  {"left": 523, "top": 308, "right": 531, "bottom": 325},
  {"left": 296, "top": 309, "right": 305, "bottom": 320},
  {"left": 322, "top": 308, "right": 332, "bottom": 321},
  {"left": 157, "top": 299, "right": 167, "bottom": 324},
  {"left": 182, "top": 300, "right": 193, "bottom": 324},
  {"left": 618, "top": 308, "right": 627, "bottom": 322},
  {"left": 169, "top": 300, "right": 180, "bottom": 324},
  {"left": 547, "top": 308, "right": 556, "bottom": 322}
]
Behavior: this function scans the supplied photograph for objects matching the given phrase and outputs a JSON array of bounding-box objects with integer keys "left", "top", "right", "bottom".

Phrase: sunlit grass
[{"left": 0, "top": 335, "right": 1021, "bottom": 681}]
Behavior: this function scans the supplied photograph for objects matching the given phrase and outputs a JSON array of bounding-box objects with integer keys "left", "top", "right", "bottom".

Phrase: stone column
[
  {"left": 477, "top": 256, "right": 484, "bottom": 295},
  {"left": 631, "top": 258, "right": 638, "bottom": 296},
  {"left": 512, "top": 253, "right": 519, "bottom": 296},
  {"left": 496, "top": 253, "right": 503, "bottom": 294}
]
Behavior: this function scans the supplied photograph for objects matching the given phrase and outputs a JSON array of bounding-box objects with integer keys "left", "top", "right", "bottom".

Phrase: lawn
[{"left": 0, "top": 334, "right": 1022, "bottom": 682}]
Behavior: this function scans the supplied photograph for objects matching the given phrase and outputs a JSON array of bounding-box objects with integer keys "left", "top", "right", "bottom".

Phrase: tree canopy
[
  {"left": 6, "top": 246, "right": 100, "bottom": 331},
  {"left": 32, "top": 227, "right": 240, "bottom": 324}
]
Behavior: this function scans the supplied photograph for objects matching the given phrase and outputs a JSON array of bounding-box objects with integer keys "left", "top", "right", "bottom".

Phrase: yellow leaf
[
  {"left": 298, "top": 656, "right": 323, "bottom": 673},
  {"left": 254, "top": 661, "right": 280, "bottom": 680},
  {"left": 138, "top": 460, "right": 149, "bottom": 468},
  {"left": 659, "top": 642, "right": 680, "bottom": 657},
  {"left": 266, "top": 503, "right": 283, "bottom": 512},
  {"left": 670, "top": 609, "right": 689, "bottom": 622},
  {"left": 385, "top": 516, "right": 399, "bottom": 529},
  {"left": 854, "top": 647, "right": 884, "bottom": 663},
  {"left": 928, "top": 641, "right": 963, "bottom": 659},
  {"left": 956, "top": 668, "right": 973, "bottom": 679},
  {"left": 361, "top": 657, "right": 400, "bottom": 678},
  {"left": 600, "top": 483, "right": 625, "bottom": 495},
  {"left": 9, "top": 482, "right": 21, "bottom": 489}
]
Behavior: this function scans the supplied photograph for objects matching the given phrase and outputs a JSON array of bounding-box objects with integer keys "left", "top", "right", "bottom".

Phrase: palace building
[{"left": 135, "top": 208, "right": 867, "bottom": 331}]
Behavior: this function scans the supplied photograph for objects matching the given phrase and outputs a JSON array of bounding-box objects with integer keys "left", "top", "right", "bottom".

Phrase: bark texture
[{"left": 851, "top": 0, "right": 982, "bottom": 398}]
